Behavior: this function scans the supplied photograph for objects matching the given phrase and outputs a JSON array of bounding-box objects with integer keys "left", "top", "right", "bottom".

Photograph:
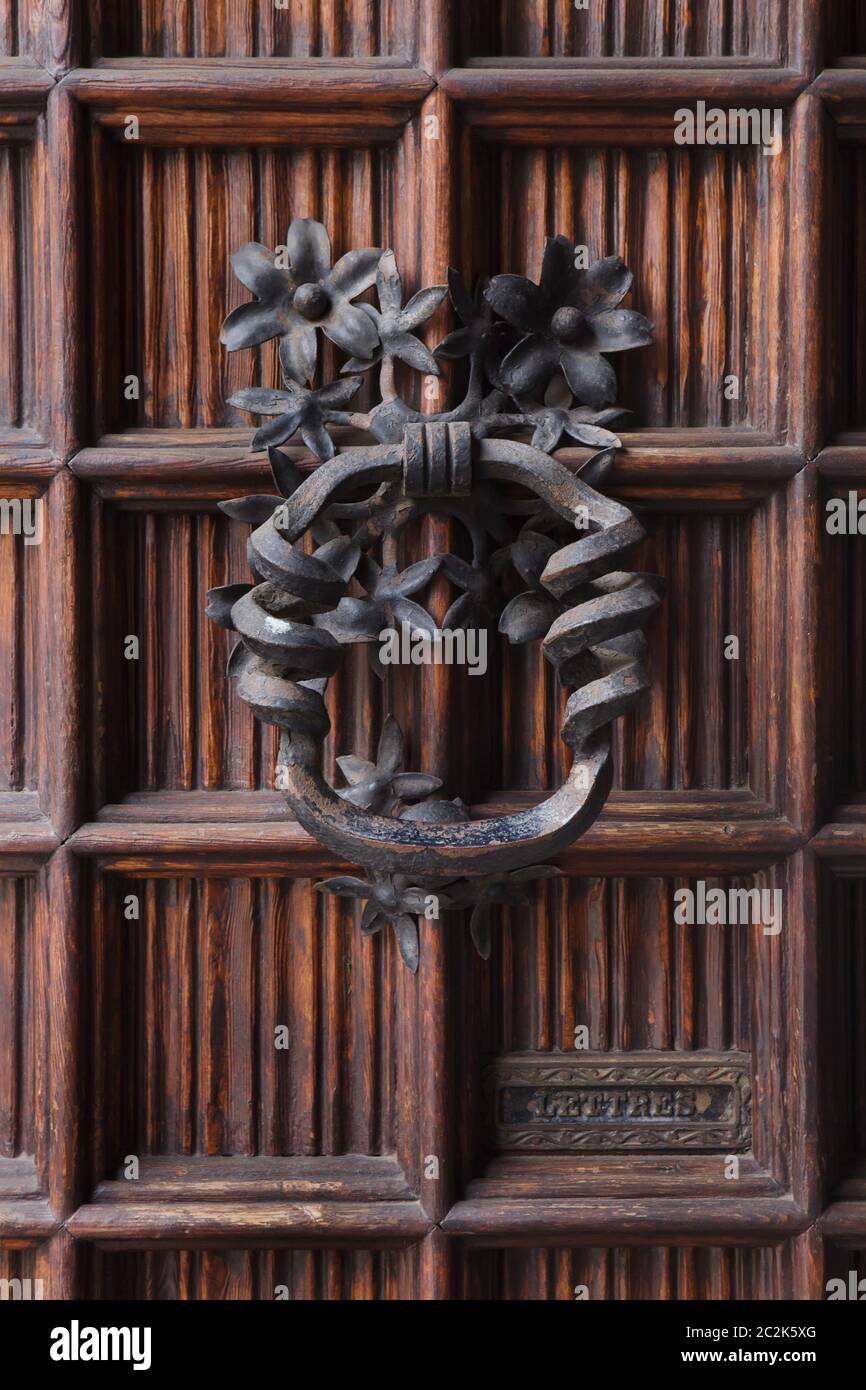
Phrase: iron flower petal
[
  {"left": 584, "top": 307, "right": 653, "bottom": 354},
  {"left": 484, "top": 273, "right": 547, "bottom": 334},
  {"left": 447, "top": 266, "right": 477, "bottom": 326},
  {"left": 300, "top": 420, "right": 336, "bottom": 461},
  {"left": 360, "top": 903, "right": 386, "bottom": 936},
  {"left": 558, "top": 346, "right": 618, "bottom": 408},
  {"left": 250, "top": 412, "right": 304, "bottom": 450},
  {"left": 434, "top": 326, "right": 476, "bottom": 361},
  {"left": 499, "top": 334, "right": 559, "bottom": 395},
  {"left": 231, "top": 241, "right": 290, "bottom": 297},
  {"left": 221, "top": 300, "right": 287, "bottom": 352},
  {"left": 279, "top": 324, "right": 318, "bottom": 385},
  {"left": 322, "top": 300, "right": 380, "bottom": 359},
  {"left": 401, "top": 284, "right": 448, "bottom": 330},
  {"left": 572, "top": 254, "right": 633, "bottom": 312},
  {"left": 391, "top": 772, "right": 443, "bottom": 802},
  {"left": 385, "top": 330, "right": 440, "bottom": 375},
  {"left": 315, "top": 375, "right": 364, "bottom": 410},
  {"left": 229, "top": 386, "right": 301, "bottom": 415},
  {"left": 287, "top": 217, "right": 332, "bottom": 282},
  {"left": 329, "top": 247, "right": 383, "bottom": 298}
]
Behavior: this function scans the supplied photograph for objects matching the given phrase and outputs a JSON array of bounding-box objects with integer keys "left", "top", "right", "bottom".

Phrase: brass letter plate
[{"left": 487, "top": 1052, "right": 752, "bottom": 1153}]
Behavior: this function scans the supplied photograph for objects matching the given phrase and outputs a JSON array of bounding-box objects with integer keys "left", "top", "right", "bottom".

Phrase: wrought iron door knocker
[{"left": 207, "top": 220, "right": 663, "bottom": 969}]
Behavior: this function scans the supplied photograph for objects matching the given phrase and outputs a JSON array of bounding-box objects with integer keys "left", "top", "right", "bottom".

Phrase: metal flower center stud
[{"left": 207, "top": 218, "right": 663, "bottom": 970}]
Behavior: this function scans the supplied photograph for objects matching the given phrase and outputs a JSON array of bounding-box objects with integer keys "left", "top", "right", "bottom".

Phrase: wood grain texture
[
  {"left": 85, "top": 875, "right": 407, "bottom": 1187},
  {"left": 464, "top": 141, "right": 787, "bottom": 434},
  {"left": 461, "top": 1243, "right": 799, "bottom": 1299},
  {"left": 90, "top": 142, "right": 405, "bottom": 435},
  {"left": 459, "top": 1, "right": 789, "bottom": 62},
  {"left": 0, "top": 141, "right": 40, "bottom": 433},
  {"left": 84, "top": 1244, "right": 423, "bottom": 1298},
  {"left": 95, "top": 1, "right": 418, "bottom": 60},
  {"left": 0, "top": 877, "right": 36, "bottom": 1159},
  {"left": 0, "top": 0, "right": 850, "bottom": 1298}
]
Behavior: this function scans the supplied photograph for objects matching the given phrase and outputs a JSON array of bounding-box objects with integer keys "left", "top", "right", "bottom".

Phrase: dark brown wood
[{"left": 0, "top": 0, "right": 859, "bottom": 1303}]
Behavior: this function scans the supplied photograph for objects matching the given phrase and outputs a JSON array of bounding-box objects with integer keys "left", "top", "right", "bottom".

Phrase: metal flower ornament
[{"left": 207, "top": 217, "right": 663, "bottom": 970}]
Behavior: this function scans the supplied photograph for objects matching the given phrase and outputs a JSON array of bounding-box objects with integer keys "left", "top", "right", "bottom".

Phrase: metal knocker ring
[{"left": 207, "top": 222, "right": 663, "bottom": 968}]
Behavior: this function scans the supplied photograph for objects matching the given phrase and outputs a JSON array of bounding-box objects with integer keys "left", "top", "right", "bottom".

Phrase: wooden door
[{"left": 1, "top": 0, "right": 864, "bottom": 1303}]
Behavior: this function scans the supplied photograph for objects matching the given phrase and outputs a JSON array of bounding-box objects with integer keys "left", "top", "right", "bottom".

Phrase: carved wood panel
[{"left": 0, "top": 0, "right": 862, "bottom": 1306}]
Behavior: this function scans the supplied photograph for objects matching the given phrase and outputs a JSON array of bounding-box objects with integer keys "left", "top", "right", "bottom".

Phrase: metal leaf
[
  {"left": 316, "top": 876, "right": 372, "bottom": 900},
  {"left": 393, "top": 915, "right": 420, "bottom": 972},
  {"left": 391, "top": 772, "right": 443, "bottom": 803},
  {"left": 220, "top": 496, "right": 283, "bottom": 526},
  {"left": 337, "top": 755, "right": 377, "bottom": 786},
  {"left": 376, "top": 715, "right": 404, "bottom": 777}
]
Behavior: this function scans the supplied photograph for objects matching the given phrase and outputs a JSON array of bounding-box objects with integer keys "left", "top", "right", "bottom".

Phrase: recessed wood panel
[
  {"left": 464, "top": 141, "right": 788, "bottom": 434},
  {"left": 461, "top": 1245, "right": 790, "bottom": 1300},
  {"left": 85, "top": 1245, "right": 421, "bottom": 1299},
  {"left": 819, "top": 487, "right": 866, "bottom": 807},
  {"left": 0, "top": 143, "right": 40, "bottom": 434},
  {"left": 460, "top": 2, "right": 786, "bottom": 62},
  {"left": 825, "top": 145, "right": 866, "bottom": 434},
  {"left": 0, "top": 1, "right": 21, "bottom": 55},
  {"left": 0, "top": 530, "right": 38, "bottom": 793},
  {"left": 90, "top": 141, "right": 411, "bottom": 436},
  {"left": 827, "top": 3, "right": 866, "bottom": 61},
  {"left": 96, "top": 1, "right": 416, "bottom": 59},
  {"left": 86, "top": 875, "right": 405, "bottom": 1184},
  {"left": 0, "top": 878, "right": 37, "bottom": 1159},
  {"left": 820, "top": 873, "right": 866, "bottom": 1190}
]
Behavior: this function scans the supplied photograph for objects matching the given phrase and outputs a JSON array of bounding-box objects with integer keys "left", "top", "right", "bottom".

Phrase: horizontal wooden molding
[
  {"left": 441, "top": 1196, "right": 810, "bottom": 1244},
  {"left": 67, "top": 790, "right": 803, "bottom": 875},
  {"left": 443, "top": 65, "right": 809, "bottom": 109},
  {"left": 67, "top": 1199, "right": 432, "bottom": 1251},
  {"left": 64, "top": 60, "right": 434, "bottom": 107},
  {"left": 84, "top": 1154, "right": 414, "bottom": 1205}
]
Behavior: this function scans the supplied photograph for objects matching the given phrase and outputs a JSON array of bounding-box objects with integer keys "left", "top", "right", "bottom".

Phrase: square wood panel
[
  {"left": 461, "top": 139, "right": 790, "bottom": 436},
  {"left": 455, "top": 866, "right": 793, "bottom": 1195},
  {"left": 86, "top": 140, "right": 415, "bottom": 438},
  {"left": 82, "top": 873, "right": 414, "bottom": 1183}
]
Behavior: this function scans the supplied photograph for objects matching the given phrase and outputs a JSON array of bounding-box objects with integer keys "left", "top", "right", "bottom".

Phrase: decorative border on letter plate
[{"left": 487, "top": 1052, "right": 752, "bottom": 1153}]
